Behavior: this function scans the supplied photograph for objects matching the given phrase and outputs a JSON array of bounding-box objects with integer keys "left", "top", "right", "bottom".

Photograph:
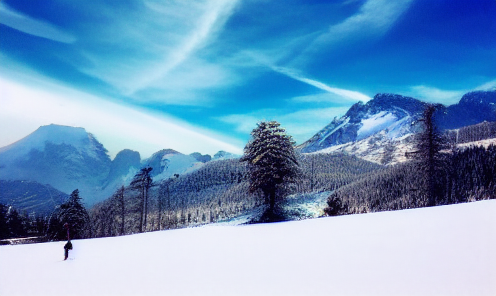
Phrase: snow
[
  {"left": 456, "top": 138, "right": 496, "bottom": 149},
  {"left": 152, "top": 153, "right": 204, "bottom": 181},
  {"left": 0, "top": 124, "right": 100, "bottom": 161},
  {"left": 356, "top": 111, "right": 398, "bottom": 141},
  {"left": 1, "top": 200, "right": 495, "bottom": 296},
  {"left": 318, "top": 117, "right": 350, "bottom": 145}
]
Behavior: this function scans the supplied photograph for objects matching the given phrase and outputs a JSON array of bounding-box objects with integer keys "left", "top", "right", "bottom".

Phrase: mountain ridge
[{"left": 298, "top": 90, "right": 496, "bottom": 154}]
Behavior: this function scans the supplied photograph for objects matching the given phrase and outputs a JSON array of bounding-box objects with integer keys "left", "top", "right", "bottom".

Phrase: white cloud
[
  {"left": 0, "top": 75, "right": 243, "bottom": 158},
  {"left": 302, "top": 0, "right": 413, "bottom": 56},
  {"left": 0, "top": 2, "right": 76, "bottom": 43},
  {"left": 475, "top": 79, "right": 496, "bottom": 91},
  {"left": 409, "top": 85, "right": 465, "bottom": 105},
  {"left": 276, "top": 107, "right": 350, "bottom": 143},
  {"left": 408, "top": 79, "right": 496, "bottom": 105},
  {"left": 331, "top": 0, "right": 413, "bottom": 36},
  {"left": 80, "top": 0, "right": 240, "bottom": 104},
  {"left": 272, "top": 66, "right": 372, "bottom": 103},
  {"left": 218, "top": 114, "right": 261, "bottom": 134}
]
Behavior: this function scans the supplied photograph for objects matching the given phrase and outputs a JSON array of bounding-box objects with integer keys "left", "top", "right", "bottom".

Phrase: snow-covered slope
[{"left": 1, "top": 200, "right": 494, "bottom": 296}]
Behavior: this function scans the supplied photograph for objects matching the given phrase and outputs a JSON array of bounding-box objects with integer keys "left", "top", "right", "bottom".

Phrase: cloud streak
[
  {"left": 311, "top": 0, "right": 413, "bottom": 48},
  {"left": 271, "top": 66, "right": 372, "bottom": 103},
  {"left": 80, "top": 0, "right": 239, "bottom": 104},
  {"left": 0, "top": 2, "right": 76, "bottom": 43}
]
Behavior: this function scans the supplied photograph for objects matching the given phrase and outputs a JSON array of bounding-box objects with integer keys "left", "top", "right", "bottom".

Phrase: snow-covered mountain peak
[
  {"left": 0, "top": 124, "right": 111, "bottom": 205},
  {"left": 0, "top": 124, "right": 108, "bottom": 161},
  {"left": 298, "top": 94, "right": 424, "bottom": 153}
]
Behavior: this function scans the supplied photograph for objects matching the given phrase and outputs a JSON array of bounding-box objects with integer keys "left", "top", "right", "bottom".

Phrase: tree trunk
[
  {"left": 139, "top": 187, "right": 144, "bottom": 233},
  {"left": 143, "top": 187, "right": 148, "bottom": 232},
  {"left": 269, "top": 189, "right": 276, "bottom": 214}
]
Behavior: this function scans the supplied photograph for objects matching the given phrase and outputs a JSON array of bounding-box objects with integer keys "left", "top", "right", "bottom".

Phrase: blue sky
[{"left": 1, "top": 0, "right": 495, "bottom": 158}]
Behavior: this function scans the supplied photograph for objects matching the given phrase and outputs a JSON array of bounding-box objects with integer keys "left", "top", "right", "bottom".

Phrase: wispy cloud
[
  {"left": 409, "top": 85, "right": 465, "bottom": 105},
  {"left": 407, "top": 79, "right": 496, "bottom": 105},
  {"left": 0, "top": 2, "right": 76, "bottom": 43},
  {"left": 301, "top": 0, "right": 413, "bottom": 57},
  {"left": 272, "top": 66, "right": 372, "bottom": 103},
  {"left": 80, "top": 0, "right": 239, "bottom": 104},
  {"left": 475, "top": 79, "right": 496, "bottom": 91},
  {"left": 127, "top": 0, "right": 239, "bottom": 95}
]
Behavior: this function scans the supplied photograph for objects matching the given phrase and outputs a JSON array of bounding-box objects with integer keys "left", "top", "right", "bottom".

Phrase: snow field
[
  {"left": 1, "top": 200, "right": 495, "bottom": 296},
  {"left": 356, "top": 111, "right": 398, "bottom": 141}
]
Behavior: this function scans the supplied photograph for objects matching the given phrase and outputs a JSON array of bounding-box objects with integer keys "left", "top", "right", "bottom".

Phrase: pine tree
[
  {"left": 0, "top": 204, "right": 9, "bottom": 239},
  {"left": 407, "top": 104, "right": 448, "bottom": 206},
  {"left": 240, "top": 121, "right": 300, "bottom": 221},
  {"left": 58, "top": 189, "right": 91, "bottom": 239},
  {"left": 157, "top": 175, "right": 178, "bottom": 231},
  {"left": 112, "top": 186, "right": 126, "bottom": 236},
  {"left": 130, "top": 167, "right": 153, "bottom": 233}
]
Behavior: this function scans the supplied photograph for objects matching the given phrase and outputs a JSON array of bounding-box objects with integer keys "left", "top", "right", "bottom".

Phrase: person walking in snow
[
  {"left": 63, "top": 222, "right": 72, "bottom": 260},
  {"left": 64, "top": 240, "right": 72, "bottom": 260}
]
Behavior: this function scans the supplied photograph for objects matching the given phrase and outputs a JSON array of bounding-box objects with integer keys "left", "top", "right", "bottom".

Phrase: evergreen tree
[
  {"left": 130, "top": 167, "right": 153, "bottom": 233},
  {"left": 0, "top": 204, "right": 9, "bottom": 240},
  {"left": 112, "top": 186, "right": 126, "bottom": 236},
  {"left": 240, "top": 121, "right": 300, "bottom": 221},
  {"left": 58, "top": 189, "right": 91, "bottom": 239},
  {"left": 408, "top": 104, "right": 448, "bottom": 206},
  {"left": 157, "top": 175, "right": 178, "bottom": 231},
  {"left": 6, "top": 208, "right": 28, "bottom": 238}
]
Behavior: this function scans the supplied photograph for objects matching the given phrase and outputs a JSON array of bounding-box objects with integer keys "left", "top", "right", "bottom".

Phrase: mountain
[
  {"left": 298, "top": 93, "right": 426, "bottom": 153},
  {"left": 0, "top": 124, "right": 112, "bottom": 206},
  {"left": 0, "top": 124, "right": 242, "bottom": 209},
  {"left": 298, "top": 91, "right": 496, "bottom": 163},
  {"left": 0, "top": 180, "right": 68, "bottom": 215},
  {"left": 436, "top": 90, "right": 496, "bottom": 130},
  {"left": 189, "top": 152, "right": 212, "bottom": 163},
  {"left": 100, "top": 149, "right": 142, "bottom": 194},
  {"left": 142, "top": 149, "right": 206, "bottom": 181},
  {"left": 213, "top": 150, "right": 239, "bottom": 160},
  {"left": 105, "top": 149, "right": 141, "bottom": 183}
]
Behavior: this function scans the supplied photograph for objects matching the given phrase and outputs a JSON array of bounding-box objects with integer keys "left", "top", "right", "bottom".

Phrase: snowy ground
[{"left": 1, "top": 200, "right": 495, "bottom": 296}]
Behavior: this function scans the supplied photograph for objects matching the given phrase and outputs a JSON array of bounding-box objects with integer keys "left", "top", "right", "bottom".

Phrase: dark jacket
[{"left": 64, "top": 241, "right": 73, "bottom": 250}]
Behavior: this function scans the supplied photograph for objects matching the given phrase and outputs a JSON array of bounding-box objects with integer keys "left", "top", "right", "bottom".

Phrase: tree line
[{"left": 1, "top": 189, "right": 90, "bottom": 242}]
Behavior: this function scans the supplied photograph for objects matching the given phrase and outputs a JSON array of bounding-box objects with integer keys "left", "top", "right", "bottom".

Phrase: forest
[
  {"left": 325, "top": 145, "right": 496, "bottom": 216},
  {"left": 89, "top": 153, "right": 382, "bottom": 237}
]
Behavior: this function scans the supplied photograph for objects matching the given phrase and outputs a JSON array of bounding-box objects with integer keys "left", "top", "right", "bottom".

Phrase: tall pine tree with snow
[{"left": 241, "top": 121, "right": 300, "bottom": 222}]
